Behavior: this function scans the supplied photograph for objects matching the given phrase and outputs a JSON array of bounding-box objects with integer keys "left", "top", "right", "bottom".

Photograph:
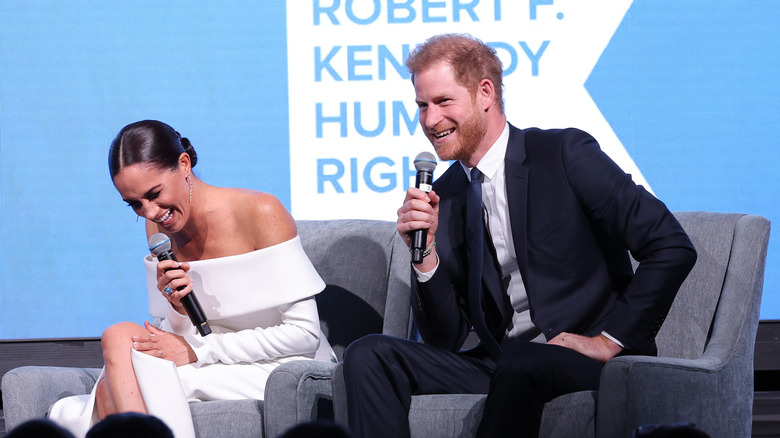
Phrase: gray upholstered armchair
[
  {"left": 2, "top": 219, "right": 413, "bottom": 437},
  {"left": 335, "top": 212, "right": 771, "bottom": 438}
]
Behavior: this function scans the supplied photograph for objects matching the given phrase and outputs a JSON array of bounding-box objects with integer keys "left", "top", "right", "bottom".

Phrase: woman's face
[{"left": 113, "top": 158, "right": 190, "bottom": 232}]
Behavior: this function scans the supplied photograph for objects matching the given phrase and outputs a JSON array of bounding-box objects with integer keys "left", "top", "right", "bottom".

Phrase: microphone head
[
  {"left": 414, "top": 151, "right": 437, "bottom": 173},
  {"left": 148, "top": 233, "right": 172, "bottom": 256}
]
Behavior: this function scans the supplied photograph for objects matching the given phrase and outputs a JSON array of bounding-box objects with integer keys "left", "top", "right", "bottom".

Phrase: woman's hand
[
  {"left": 156, "top": 260, "right": 193, "bottom": 315},
  {"left": 132, "top": 321, "right": 198, "bottom": 366}
]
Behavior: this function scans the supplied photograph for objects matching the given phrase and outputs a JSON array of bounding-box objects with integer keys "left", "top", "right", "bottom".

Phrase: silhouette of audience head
[
  {"left": 85, "top": 412, "right": 173, "bottom": 438},
  {"left": 6, "top": 418, "right": 75, "bottom": 438}
]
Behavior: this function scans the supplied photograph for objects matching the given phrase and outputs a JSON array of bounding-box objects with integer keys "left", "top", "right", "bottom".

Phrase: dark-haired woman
[{"left": 50, "top": 120, "right": 334, "bottom": 438}]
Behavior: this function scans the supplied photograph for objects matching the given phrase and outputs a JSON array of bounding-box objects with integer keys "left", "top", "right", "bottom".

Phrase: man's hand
[
  {"left": 547, "top": 332, "right": 623, "bottom": 363},
  {"left": 397, "top": 187, "right": 440, "bottom": 272}
]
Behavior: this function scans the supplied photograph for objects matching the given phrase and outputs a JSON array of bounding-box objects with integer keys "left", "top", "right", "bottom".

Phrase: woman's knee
[{"left": 101, "top": 321, "right": 145, "bottom": 354}]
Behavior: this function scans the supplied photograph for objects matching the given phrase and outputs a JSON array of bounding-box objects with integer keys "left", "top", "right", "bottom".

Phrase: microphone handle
[
  {"left": 411, "top": 229, "right": 428, "bottom": 264},
  {"left": 411, "top": 170, "right": 434, "bottom": 264},
  {"left": 157, "top": 251, "right": 212, "bottom": 336}
]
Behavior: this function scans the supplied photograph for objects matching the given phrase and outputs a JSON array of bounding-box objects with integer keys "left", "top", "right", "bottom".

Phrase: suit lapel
[
  {"left": 447, "top": 166, "right": 469, "bottom": 245},
  {"left": 505, "top": 125, "right": 530, "bottom": 282}
]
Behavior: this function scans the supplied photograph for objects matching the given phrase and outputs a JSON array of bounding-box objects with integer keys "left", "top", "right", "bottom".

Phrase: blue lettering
[
  {"left": 350, "top": 158, "right": 359, "bottom": 192},
  {"left": 529, "top": 0, "right": 553, "bottom": 20},
  {"left": 314, "top": 0, "right": 340, "bottom": 25},
  {"left": 317, "top": 159, "right": 345, "bottom": 193},
  {"left": 453, "top": 0, "right": 479, "bottom": 22},
  {"left": 387, "top": 0, "right": 417, "bottom": 24},
  {"left": 392, "top": 101, "right": 418, "bottom": 136},
  {"left": 488, "top": 42, "right": 517, "bottom": 76},
  {"left": 316, "top": 102, "right": 348, "bottom": 138},
  {"left": 316, "top": 45, "right": 411, "bottom": 82},
  {"left": 315, "top": 42, "right": 548, "bottom": 82},
  {"left": 316, "top": 156, "right": 440, "bottom": 193},
  {"left": 520, "top": 41, "right": 549, "bottom": 76},
  {"left": 494, "top": 0, "right": 502, "bottom": 20},
  {"left": 364, "top": 157, "right": 397, "bottom": 192},
  {"left": 316, "top": 0, "right": 490, "bottom": 24},
  {"left": 315, "top": 46, "right": 343, "bottom": 82},
  {"left": 422, "top": 0, "right": 446, "bottom": 22},
  {"left": 316, "top": 100, "right": 419, "bottom": 138},
  {"left": 388, "top": 0, "right": 415, "bottom": 23},
  {"left": 354, "top": 101, "right": 386, "bottom": 137},
  {"left": 346, "top": 0, "right": 381, "bottom": 25},
  {"left": 347, "top": 45, "right": 373, "bottom": 81},
  {"left": 378, "top": 44, "right": 411, "bottom": 80}
]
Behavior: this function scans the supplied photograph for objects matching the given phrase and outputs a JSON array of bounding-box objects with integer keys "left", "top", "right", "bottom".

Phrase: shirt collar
[{"left": 461, "top": 122, "right": 510, "bottom": 182}]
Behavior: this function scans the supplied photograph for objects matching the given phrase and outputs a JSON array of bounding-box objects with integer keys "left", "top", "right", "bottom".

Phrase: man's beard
[{"left": 432, "top": 106, "right": 487, "bottom": 163}]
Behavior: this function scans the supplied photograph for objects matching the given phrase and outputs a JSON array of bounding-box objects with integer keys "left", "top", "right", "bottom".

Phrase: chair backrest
[
  {"left": 656, "top": 212, "right": 770, "bottom": 360},
  {"left": 297, "top": 219, "right": 412, "bottom": 361}
]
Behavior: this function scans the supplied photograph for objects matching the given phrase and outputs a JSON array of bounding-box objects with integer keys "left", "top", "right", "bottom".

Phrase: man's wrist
[
  {"left": 410, "top": 239, "right": 436, "bottom": 258},
  {"left": 600, "top": 331, "right": 624, "bottom": 349},
  {"left": 413, "top": 250, "right": 439, "bottom": 280},
  {"left": 598, "top": 333, "right": 624, "bottom": 359}
]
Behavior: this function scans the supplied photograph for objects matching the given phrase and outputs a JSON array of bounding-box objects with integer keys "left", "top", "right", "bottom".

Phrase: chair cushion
[
  {"left": 409, "top": 394, "right": 486, "bottom": 438},
  {"left": 190, "top": 399, "right": 263, "bottom": 438},
  {"left": 539, "top": 390, "right": 597, "bottom": 438},
  {"left": 407, "top": 390, "right": 596, "bottom": 438}
]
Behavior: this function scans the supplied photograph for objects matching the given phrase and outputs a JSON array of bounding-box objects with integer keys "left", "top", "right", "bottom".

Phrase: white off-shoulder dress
[{"left": 49, "top": 236, "right": 335, "bottom": 438}]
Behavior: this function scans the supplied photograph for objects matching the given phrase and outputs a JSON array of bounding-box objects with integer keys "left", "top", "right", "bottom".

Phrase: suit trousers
[{"left": 343, "top": 334, "right": 604, "bottom": 438}]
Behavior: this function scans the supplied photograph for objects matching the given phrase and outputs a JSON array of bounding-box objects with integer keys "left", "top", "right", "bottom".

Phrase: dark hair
[
  {"left": 406, "top": 33, "right": 504, "bottom": 112},
  {"left": 108, "top": 120, "right": 197, "bottom": 178},
  {"left": 86, "top": 413, "right": 173, "bottom": 438},
  {"left": 6, "top": 418, "right": 75, "bottom": 438}
]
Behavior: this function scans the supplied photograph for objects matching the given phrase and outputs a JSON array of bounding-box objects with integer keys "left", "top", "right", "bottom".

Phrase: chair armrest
[
  {"left": 263, "top": 360, "right": 340, "bottom": 438},
  {"left": 2, "top": 366, "right": 102, "bottom": 431},
  {"left": 596, "top": 353, "right": 752, "bottom": 438}
]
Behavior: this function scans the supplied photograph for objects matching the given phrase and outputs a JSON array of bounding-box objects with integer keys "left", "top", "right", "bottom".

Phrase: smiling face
[
  {"left": 414, "top": 62, "right": 488, "bottom": 166},
  {"left": 112, "top": 155, "right": 191, "bottom": 232}
]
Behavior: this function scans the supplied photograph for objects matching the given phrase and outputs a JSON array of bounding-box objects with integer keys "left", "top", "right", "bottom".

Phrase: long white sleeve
[
  {"left": 161, "top": 304, "right": 196, "bottom": 335},
  {"left": 146, "top": 236, "right": 331, "bottom": 365},
  {"left": 179, "top": 297, "right": 321, "bottom": 365}
]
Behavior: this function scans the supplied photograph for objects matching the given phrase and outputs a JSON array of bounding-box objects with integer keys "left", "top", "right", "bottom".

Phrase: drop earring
[{"left": 187, "top": 175, "right": 193, "bottom": 203}]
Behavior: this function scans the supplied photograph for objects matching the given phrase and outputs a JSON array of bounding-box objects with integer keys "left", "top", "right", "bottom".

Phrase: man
[{"left": 343, "top": 34, "right": 697, "bottom": 437}]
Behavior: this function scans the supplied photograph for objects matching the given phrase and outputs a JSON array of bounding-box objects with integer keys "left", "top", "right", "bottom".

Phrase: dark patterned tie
[{"left": 466, "top": 167, "right": 502, "bottom": 360}]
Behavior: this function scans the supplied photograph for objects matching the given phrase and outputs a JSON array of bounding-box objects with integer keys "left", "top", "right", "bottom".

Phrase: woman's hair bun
[{"left": 180, "top": 137, "right": 198, "bottom": 168}]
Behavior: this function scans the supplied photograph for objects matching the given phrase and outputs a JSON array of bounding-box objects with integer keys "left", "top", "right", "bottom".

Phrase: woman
[{"left": 50, "top": 120, "right": 334, "bottom": 437}]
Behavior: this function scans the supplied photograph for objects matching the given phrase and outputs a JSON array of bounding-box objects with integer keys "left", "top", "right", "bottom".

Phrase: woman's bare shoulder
[{"left": 222, "top": 188, "right": 297, "bottom": 248}]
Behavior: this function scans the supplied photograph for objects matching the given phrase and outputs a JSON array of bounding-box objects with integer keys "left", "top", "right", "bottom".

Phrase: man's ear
[{"left": 477, "top": 79, "right": 496, "bottom": 111}]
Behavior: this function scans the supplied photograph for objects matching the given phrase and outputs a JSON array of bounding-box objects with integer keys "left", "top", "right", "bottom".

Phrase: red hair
[{"left": 406, "top": 34, "right": 504, "bottom": 112}]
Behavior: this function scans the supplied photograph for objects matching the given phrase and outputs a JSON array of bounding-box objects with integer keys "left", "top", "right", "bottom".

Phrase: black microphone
[
  {"left": 411, "top": 151, "right": 438, "bottom": 264},
  {"left": 148, "top": 233, "right": 212, "bottom": 336}
]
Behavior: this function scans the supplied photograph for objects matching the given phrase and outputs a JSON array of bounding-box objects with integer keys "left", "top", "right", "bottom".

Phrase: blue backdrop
[{"left": 1, "top": 1, "right": 777, "bottom": 339}]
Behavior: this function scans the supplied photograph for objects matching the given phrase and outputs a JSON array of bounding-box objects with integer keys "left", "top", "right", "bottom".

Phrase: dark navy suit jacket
[{"left": 411, "top": 125, "right": 697, "bottom": 356}]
